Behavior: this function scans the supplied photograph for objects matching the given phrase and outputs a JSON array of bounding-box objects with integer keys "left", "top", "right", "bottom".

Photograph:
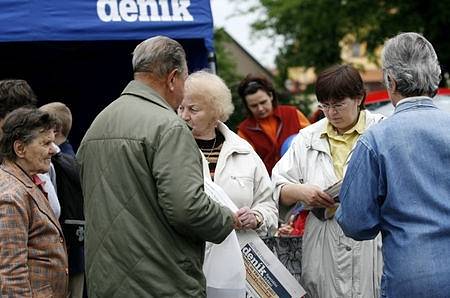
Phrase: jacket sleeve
[
  {"left": 336, "top": 137, "right": 382, "bottom": 240},
  {"left": 271, "top": 133, "right": 306, "bottom": 218},
  {"left": 151, "top": 124, "right": 234, "bottom": 244},
  {"left": 249, "top": 152, "right": 278, "bottom": 236},
  {"left": 0, "top": 192, "right": 32, "bottom": 297}
]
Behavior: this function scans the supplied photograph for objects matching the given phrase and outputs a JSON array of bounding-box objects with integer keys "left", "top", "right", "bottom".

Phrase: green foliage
[
  {"left": 283, "top": 86, "right": 316, "bottom": 117},
  {"left": 250, "top": 0, "right": 450, "bottom": 83},
  {"left": 214, "top": 28, "right": 245, "bottom": 131}
]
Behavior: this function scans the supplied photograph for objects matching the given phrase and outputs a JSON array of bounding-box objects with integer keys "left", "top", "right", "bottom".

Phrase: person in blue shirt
[{"left": 337, "top": 32, "right": 450, "bottom": 298}]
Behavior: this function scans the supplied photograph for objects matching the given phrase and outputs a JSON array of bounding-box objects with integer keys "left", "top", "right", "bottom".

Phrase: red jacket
[{"left": 238, "top": 105, "right": 303, "bottom": 174}]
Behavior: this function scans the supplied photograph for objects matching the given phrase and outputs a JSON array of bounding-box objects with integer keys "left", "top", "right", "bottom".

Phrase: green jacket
[{"left": 77, "top": 80, "right": 234, "bottom": 297}]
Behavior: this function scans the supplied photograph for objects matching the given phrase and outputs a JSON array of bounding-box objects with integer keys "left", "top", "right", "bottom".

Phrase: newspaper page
[
  {"left": 237, "top": 231, "right": 306, "bottom": 298},
  {"left": 283, "top": 180, "right": 343, "bottom": 222},
  {"left": 323, "top": 179, "right": 342, "bottom": 202},
  {"left": 310, "top": 179, "right": 342, "bottom": 220}
]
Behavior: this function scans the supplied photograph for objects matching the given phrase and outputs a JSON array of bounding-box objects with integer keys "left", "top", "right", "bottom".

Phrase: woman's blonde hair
[{"left": 184, "top": 71, "right": 234, "bottom": 122}]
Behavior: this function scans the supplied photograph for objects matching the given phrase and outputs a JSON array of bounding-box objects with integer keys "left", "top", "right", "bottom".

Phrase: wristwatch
[{"left": 253, "top": 212, "right": 263, "bottom": 229}]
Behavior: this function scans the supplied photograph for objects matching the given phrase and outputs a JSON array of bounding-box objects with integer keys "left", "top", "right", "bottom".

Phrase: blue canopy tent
[{"left": 0, "top": 0, "right": 215, "bottom": 147}]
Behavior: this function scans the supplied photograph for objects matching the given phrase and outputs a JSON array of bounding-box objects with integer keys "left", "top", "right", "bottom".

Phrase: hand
[
  {"left": 236, "top": 207, "right": 258, "bottom": 230},
  {"left": 294, "top": 184, "right": 335, "bottom": 208},
  {"left": 277, "top": 224, "right": 294, "bottom": 236},
  {"left": 232, "top": 212, "right": 243, "bottom": 230}
]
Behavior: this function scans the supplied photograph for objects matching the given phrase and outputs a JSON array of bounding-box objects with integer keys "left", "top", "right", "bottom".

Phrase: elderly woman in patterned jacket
[
  {"left": 0, "top": 107, "right": 68, "bottom": 297},
  {"left": 178, "top": 71, "right": 277, "bottom": 237}
]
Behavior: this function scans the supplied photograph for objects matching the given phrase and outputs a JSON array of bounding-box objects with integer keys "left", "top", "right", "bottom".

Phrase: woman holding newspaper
[
  {"left": 178, "top": 70, "right": 277, "bottom": 236},
  {"left": 272, "top": 64, "right": 384, "bottom": 298},
  {"left": 178, "top": 71, "right": 277, "bottom": 296}
]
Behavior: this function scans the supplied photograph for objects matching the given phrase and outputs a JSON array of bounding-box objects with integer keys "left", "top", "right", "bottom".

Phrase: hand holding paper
[
  {"left": 311, "top": 180, "right": 343, "bottom": 221},
  {"left": 297, "top": 184, "right": 335, "bottom": 208}
]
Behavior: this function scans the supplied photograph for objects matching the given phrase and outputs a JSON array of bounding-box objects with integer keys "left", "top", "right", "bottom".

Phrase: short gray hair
[
  {"left": 132, "top": 36, "right": 187, "bottom": 77},
  {"left": 184, "top": 71, "right": 234, "bottom": 122},
  {"left": 382, "top": 32, "right": 441, "bottom": 97}
]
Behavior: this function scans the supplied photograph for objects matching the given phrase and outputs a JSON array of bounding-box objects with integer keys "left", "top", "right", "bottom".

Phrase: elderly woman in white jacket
[
  {"left": 178, "top": 70, "right": 277, "bottom": 237},
  {"left": 272, "top": 65, "right": 384, "bottom": 298}
]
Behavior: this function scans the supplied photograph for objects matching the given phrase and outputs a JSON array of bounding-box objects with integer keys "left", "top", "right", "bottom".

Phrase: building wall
[{"left": 222, "top": 39, "right": 274, "bottom": 83}]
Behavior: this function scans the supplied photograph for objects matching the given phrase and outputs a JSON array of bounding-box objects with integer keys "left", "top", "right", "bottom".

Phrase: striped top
[{"left": 195, "top": 129, "right": 225, "bottom": 180}]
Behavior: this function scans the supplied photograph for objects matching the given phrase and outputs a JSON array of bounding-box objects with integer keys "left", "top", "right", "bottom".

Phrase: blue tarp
[
  {"left": 0, "top": 0, "right": 215, "bottom": 148},
  {"left": 0, "top": 0, "right": 214, "bottom": 51}
]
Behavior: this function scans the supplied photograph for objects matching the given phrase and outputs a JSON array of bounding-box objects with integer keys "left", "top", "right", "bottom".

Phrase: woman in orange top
[{"left": 237, "top": 75, "right": 310, "bottom": 175}]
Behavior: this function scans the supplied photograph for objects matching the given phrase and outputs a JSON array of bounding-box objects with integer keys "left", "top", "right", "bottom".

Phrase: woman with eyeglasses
[
  {"left": 272, "top": 64, "right": 384, "bottom": 298},
  {"left": 237, "top": 75, "right": 310, "bottom": 175}
]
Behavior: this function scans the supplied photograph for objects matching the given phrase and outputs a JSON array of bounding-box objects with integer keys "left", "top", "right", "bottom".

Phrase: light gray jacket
[{"left": 272, "top": 110, "right": 384, "bottom": 298}]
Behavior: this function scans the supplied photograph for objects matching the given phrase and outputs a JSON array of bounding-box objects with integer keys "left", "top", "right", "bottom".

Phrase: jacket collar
[
  {"left": 306, "top": 110, "right": 383, "bottom": 154},
  {"left": 214, "top": 122, "right": 251, "bottom": 176},
  {"left": 1, "top": 160, "right": 34, "bottom": 188},
  {"left": 217, "top": 122, "right": 251, "bottom": 155},
  {"left": 121, "top": 80, "right": 174, "bottom": 112},
  {"left": 321, "top": 110, "right": 367, "bottom": 137},
  {"left": 1, "top": 160, "right": 63, "bottom": 235},
  {"left": 394, "top": 97, "right": 435, "bottom": 114}
]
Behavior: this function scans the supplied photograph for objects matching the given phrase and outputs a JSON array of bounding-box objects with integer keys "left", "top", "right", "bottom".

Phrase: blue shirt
[{"left": 336, "top": 97, "right": 450, "bottom": 298}]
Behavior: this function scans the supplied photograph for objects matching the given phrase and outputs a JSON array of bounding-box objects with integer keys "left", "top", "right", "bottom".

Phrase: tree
[
  {"left": 250, "top": 0, "right": 450, "bottom": 84},
  {"left": 214, "top": 28, "right": 245, "bottom": 131}
]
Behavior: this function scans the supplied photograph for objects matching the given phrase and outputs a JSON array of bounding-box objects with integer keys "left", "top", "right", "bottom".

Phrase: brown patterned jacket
[{"left": 0, "top": 160, "right": 68, "bottom": 297}]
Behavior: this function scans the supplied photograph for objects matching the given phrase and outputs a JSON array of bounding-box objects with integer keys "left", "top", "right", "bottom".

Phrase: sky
[{"left": 210, "top": 0, "right": 279, "bottom": 70}]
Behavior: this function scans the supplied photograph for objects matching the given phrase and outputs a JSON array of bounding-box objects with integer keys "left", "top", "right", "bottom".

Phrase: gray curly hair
[{"left": 382, "top": 32, "right": 441, "bottom": 98}]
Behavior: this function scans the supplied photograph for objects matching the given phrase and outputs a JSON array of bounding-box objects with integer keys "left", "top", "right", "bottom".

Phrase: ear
[
  {"left": 357, "top": 96, "right": 364, "bottom": 106},
  {"left": 13, "top": 140, "right": 26, "bottom": 159},
  {"left": 386, "top": 75, "right": 397, "bottom": 92},
  {"left": 166, "top": 69, "right": 178, "bottom": 92}
]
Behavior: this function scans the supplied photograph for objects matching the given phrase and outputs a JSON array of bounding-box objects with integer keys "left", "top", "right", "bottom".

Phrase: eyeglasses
[{"left": 318, "top": 101, "right": 350, "bottom": 112}]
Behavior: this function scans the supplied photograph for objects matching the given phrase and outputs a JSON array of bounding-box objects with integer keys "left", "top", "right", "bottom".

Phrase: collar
[
  {"left": 1, "top": 160, "right": 35, "bottom": 188},
  {"left": 1, "top": 160, "right": 63, "bottom": 235},
  {"left": 396, "top": 96, "right": 429, "bottom": 106},
  {"left": 31, "top": 174, "right": 46, "bottom": 188},
  {"left": 321, "top": 110, "right": 366, "bottom": 138},
  {"left": 217, "top": 121, "right": 251, "bottom": 154},
  {"left": 54, "top": 143, "right": 61, "bottom": 154},
  {"left": 394, "top": 96, "right": 435, "bottom": 114},
  {"left": 121, "top": 80, "right": 174, "bottom": 112}
]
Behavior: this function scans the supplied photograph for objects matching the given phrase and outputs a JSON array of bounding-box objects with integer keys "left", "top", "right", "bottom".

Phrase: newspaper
[
  {"left": 310, "top": 179, "right": 342, "bottom": 221},
  {"left": 322, "top": 179, "right": 342, "bottom": 202},
  {"left": 237, "top": 231, "right": 306, "bottom": 298},
  {"left": 284, "top": 180, "right": 343, "bottom": 222}
]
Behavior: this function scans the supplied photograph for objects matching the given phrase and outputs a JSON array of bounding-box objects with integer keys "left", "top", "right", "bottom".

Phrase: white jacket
[
  {"left": 214, "top": 122, "right": 277, "bottom": 236},
  {"left": 272, "top": 110, "right": 384, "bottom": 298},
  {"left": 202, "top": 156, "right": 246, "bottom": 298}
]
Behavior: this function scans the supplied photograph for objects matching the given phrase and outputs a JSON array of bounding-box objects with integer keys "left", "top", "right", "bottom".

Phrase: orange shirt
[{"left": 239, "top": 110, "right": 310, "bottom": 148}]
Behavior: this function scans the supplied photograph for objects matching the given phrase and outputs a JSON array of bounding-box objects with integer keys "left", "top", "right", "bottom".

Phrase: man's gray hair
[
  {"left": 382, "top": 32, "right": 441, "bottom": 98},
  {"left": 132, "top": 36, "right": 187, "bottom": 77},
  {"left": 184, "top": 71, "right": 234, "bottom": 122}
]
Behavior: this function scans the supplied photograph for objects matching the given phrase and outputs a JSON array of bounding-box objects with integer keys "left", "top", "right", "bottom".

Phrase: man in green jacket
[{"left": 77, "top": 36, "right": 239, "bottom": 297}]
